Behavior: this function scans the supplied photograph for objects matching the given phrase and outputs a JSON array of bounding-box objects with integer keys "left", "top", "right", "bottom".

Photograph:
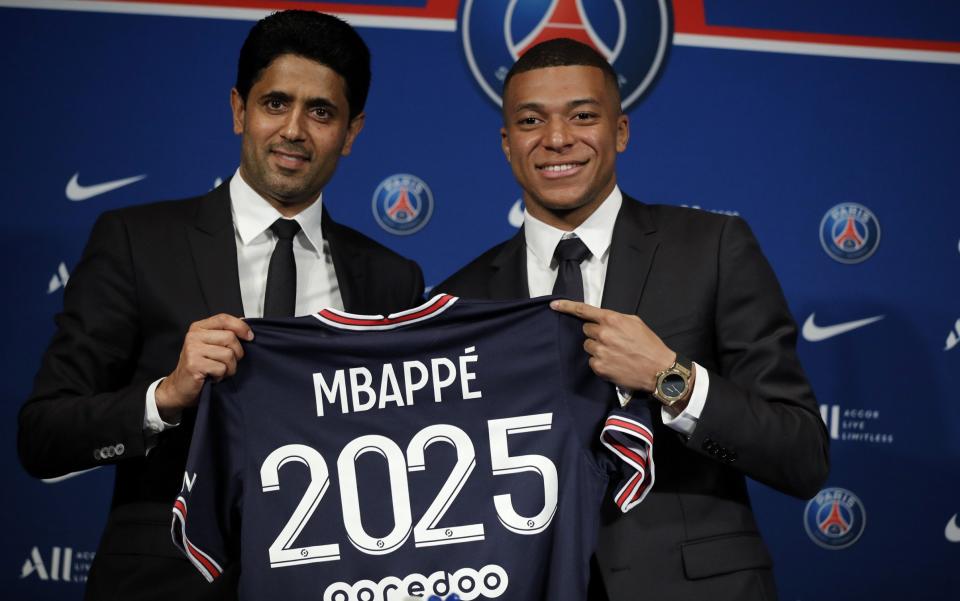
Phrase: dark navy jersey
[{"left": 172, "top": 296, "right": 654, "bottom": 601}]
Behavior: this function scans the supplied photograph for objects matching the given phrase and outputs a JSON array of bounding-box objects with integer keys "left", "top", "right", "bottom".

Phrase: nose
[
  {"left": 280, "top": 107, "right": 307, "bottom": 142},
  {"left": 543, "top": 117, "right": 574, "bottom": 151}
]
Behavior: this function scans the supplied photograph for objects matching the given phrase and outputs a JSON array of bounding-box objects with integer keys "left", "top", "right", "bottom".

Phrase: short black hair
[
  {"left": 235, "top": 10, "right": 371, "bottom": 119},
  {"left": 502, "top": 38, "right": 620, "bottom": 104}
]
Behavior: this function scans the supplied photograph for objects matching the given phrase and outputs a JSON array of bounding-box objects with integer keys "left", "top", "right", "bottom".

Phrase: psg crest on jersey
[
  {"left": 819, "top": 202, "right": 881, "bottom": 264},
  {"left": 803, "top": 487, "right": 867, "bottom": 550},
  {"left": 461, "top": 0, "right": 673, "bottom": 110},
  {"left": 372, "top": 173, "right": 434, "bottom": 235}
]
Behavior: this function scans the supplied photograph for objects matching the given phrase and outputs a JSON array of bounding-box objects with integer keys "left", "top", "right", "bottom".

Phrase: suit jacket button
[
  {"left": 93, "top": 448, "right": 101, "bottom": 460},
  {"left": 115, "top": 443, "right": 125, "bottom": 456}
]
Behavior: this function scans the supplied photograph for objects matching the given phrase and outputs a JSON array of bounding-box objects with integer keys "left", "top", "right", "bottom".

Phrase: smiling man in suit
[
  {"left": 437, "top": 38, "right": 829, "bottom": 601},
  {"left": 18, "top": 11, "right": 423, "bottom": 600}
]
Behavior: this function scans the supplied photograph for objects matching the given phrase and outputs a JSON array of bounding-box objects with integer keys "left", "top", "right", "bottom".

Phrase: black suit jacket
[
  {"left": 18, "top": 183, "right": 424, "bottom": 600},
  {"left": 437, "top": 196, "right": 829, "bottom": 601}
]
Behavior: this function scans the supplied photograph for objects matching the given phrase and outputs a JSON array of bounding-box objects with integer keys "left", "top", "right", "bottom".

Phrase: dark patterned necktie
[
  {"left": 263, "top": 218, "right": 301, "bottom": 318},
  {"left": 552, "top": 236, "right": 591, "bottom": 302}
]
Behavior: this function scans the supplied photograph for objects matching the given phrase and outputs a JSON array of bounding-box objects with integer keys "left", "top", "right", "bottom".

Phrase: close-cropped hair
[
  {"left": 235, "top": 10, "right": 371, "bottom": 119},
  {"left": 502, "top": 37, "right": 620, "bottom": 103}
]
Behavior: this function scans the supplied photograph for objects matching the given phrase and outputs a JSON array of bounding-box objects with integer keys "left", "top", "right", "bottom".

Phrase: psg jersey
[{"left": 172, "top": 296, "right": 655, "bottom": 601}]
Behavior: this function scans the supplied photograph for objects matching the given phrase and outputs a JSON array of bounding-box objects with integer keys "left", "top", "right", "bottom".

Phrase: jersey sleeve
[
  {"left": 555, "top": 308, "right": 656, "bottom": 513},
  {"left": 171, "top": 380, "right": 243, "bottom": 582},
  {"left": 599, "top": 401, "right": 655, "bottom": 512}
]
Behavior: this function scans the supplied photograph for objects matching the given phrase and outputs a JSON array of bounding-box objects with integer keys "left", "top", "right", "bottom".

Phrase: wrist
[{"left": 155, "top": 378, "right": 183, "bottom": 422}]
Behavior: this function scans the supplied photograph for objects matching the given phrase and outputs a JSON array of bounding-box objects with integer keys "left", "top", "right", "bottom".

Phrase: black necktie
[
  {"left": 263, "top": 218, "right": 301, "bottom": 318},
  {"left": 552, "top": 237, "right": 591, "bottom": 302}
]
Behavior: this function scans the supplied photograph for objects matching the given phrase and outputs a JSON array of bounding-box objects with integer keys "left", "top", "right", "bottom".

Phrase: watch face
[{"left": 661, "top": 373, "right": 686, "bottom": 398}]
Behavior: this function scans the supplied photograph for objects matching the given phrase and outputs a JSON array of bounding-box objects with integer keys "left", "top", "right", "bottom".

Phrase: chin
[{"left": 537, "top": 193, "right": 593, "bottom": 212}]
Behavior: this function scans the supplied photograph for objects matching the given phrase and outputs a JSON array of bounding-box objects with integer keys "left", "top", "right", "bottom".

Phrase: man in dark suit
[
  {"left": 438, "top": 39, "right": 829, "bottom": 601},
  {"left": 18, "top": 11, "right": 423, "bottom": 600}
]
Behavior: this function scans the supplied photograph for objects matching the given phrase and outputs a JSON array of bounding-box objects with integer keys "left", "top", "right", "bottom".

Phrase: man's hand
[
  {"left": 550, "top": 300, "right": 676, "bottom": 393},
  {"left": 155, "top": 314, "right": 253, "bottom": 421}
]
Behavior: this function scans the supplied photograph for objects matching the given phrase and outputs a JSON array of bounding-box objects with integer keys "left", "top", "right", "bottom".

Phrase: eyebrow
[
  {"left": 512, "top": 97, "right": 602, "bottom": 113},
  {"left": 259, "top": 91, "right": 340, "bottom": 111}
]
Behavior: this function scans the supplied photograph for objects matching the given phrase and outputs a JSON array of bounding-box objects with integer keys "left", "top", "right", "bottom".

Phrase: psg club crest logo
[
  {"left": 819, "top": 203, "right": 881, "bottom": 264},
  {"left": 803, "top": 487, "right": 867, "bottom": 550},
  {"left": 372, "top": 173, "right": 434, "bottom": 235},
  {"left": 461, "top": 0, "right": 673, "bottom": 110}
]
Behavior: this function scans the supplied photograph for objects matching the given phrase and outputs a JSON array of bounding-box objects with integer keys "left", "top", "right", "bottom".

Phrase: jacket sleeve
[
  {"left": 18, "top": 210, "right": 152, "bottom": 479},
  {"left": 684, "top": 216, "right": 830, "bottom": 499}
]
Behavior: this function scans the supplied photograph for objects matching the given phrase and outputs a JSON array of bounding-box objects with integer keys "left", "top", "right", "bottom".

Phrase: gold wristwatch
[{"left": 652, "top": 355, "right": 693, "bottom": 407}]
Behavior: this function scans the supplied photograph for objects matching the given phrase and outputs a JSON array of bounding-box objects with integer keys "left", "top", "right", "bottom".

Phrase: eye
[
  {"left": 265, "top": 98, "right": 285, "bottom": 112},
  {"left": 517, "top": 116, "right": 541, "bottom": 127},
  {"left": 573, "top": 112, "right": 596, "bottom": 121},
  {"left": 312, "top": 107, "right": 330, "bottom": 119}
]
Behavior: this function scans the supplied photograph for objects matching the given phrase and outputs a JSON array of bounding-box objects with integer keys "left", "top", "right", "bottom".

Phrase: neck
[
  {"left": 237, "top": 166, "right": 319, "bottom": 218},
  {"left": 525, "top": 183, "right": 614, "bottom": 231}
]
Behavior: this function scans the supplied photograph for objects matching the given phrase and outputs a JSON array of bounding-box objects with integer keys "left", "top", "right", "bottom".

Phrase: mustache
[{"left": 270, "top": 143, "right": 311, "bottom": 159}]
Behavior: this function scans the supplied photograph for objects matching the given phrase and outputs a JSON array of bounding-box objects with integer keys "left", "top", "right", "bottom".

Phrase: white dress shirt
[
  {"left": 143, "top": 170, "right": 344, "bottom": 436},
  {"left": 522, "top": 186, "right": 709, "bottom": 435},
  {"left": 229, "top": 169, "right": 343, "bottom": 318}
]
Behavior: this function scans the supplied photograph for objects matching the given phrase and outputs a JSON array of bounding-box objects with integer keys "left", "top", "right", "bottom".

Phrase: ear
[
  {"left": 616, "top": 113, "right": 629, "bottom": 153},
  {"left": 230, "top": 88, "right": 245, "bottom": 135},
  {"left": 501, "top": 127, "right": 511, "bottom": 163},
  {"left": 340, "top": 112, "right": 366, "bottom": 156}
]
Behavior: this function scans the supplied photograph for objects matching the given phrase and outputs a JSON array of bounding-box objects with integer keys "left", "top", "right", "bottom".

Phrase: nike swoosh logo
[
  {"left": 66, "top": 172, "right": 146, "bottom": 201},
  {"left": 508, "top": 199, "right": 524, "bottom": 228},
  {"left": 41, "top": 466, "right": 101, "bottom": 484},
  {"left": 802, "top": 313, "right": 884, "bottom": 342},
  {"left": 946, "top": 514, "right": 960, "bottom": 543}
]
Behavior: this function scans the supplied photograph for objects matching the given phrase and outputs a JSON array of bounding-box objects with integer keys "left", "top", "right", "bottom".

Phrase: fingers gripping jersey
[{"left": 172, "top": 296, "right": 654, "bottom": 601}]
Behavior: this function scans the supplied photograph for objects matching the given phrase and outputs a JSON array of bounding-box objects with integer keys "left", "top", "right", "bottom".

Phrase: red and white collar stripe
[{"left": 313, "top": 294, "right": 458, "bottom": 331}]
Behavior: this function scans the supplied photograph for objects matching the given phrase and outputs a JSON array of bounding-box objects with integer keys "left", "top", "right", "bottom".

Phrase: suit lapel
[
  {"left": 187, "top": 183, "right": 245, "bottom": 317},
  {"left": 489, "top": 228, "right": 530, "bottom": 299},
  {"left": 600, "top": 196, "right": 658, "bottom": 314},
  {"left": 322, "top": 208, "right": 363, "bottom": 312}
]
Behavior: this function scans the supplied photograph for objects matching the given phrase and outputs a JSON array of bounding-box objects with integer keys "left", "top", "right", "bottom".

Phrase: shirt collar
[
  {"left": 523, "top": 186, "right": 623, "bottom": 268},
  {"left": 229, "top": 168, "right": 325, "bottom": 253}
]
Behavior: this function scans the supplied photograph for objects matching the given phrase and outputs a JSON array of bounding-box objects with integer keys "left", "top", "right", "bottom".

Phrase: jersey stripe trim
[
  {"left": 172, "top": 496, "right": 224, "bottom": 582},
  {"left": 601, "top": 414, "right": 656, "bottom": 513},
  {"left": 313, "top": 294, "right": 458, "bottom": 330}
]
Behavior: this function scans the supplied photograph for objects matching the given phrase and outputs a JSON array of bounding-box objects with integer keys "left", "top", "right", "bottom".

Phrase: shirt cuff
[
  {"left": 144, "top": 378, "right": 182, "bottom": 433},
  {"left": 661, "top": 362, "right": 710, "bottom": 436}
]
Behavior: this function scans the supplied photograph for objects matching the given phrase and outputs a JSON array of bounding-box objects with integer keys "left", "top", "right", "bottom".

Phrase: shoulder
[
  {"left": 436, "top": 237, "right": 514, "bottom": 296},
  {"left": 327, "top": 218, "right": 412, "bottom": 264},
  {"left": 83, "top": 194, "right": 209, "bottom": 249},
  {"left": 622, "top": 197, "right": 754, "bottom": 246},
  {"left": 94, "top": 194, "right": 210, "bottom": 237},
  {"left": 645, "top": 202, "right": 740, "bottom": 234}
]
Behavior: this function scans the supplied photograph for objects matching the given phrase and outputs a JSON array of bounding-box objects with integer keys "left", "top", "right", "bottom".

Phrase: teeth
[{"left": 541, "top": 163, "right": 578, "bottom": 172}]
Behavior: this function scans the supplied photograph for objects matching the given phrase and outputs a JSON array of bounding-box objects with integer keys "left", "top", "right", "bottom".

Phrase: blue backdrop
[{"left": 3, "top": 1, "right": 959, "bottom": 599}]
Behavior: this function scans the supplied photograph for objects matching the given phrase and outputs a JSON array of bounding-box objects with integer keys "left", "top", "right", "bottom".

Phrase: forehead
[
  {"left": 252, "top": 54, "right": 347, "bottom": 100},
  {"left": 503, "top": 65, "right": 617, "bottom": 111}
]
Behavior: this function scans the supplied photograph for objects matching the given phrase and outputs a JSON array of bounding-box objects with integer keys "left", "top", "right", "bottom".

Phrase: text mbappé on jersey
[{"left": 313, "top": 346, "right": 483, "bottom": 416}]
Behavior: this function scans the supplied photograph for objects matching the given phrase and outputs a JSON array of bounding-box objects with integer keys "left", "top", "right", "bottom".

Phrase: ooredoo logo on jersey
[{"left": 461, "top": 0, "right": 673, "bottom": 110}]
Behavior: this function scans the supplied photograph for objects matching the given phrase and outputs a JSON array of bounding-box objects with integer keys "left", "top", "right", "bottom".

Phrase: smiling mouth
[
  {"left": 271, "top": 152, "right": 311, "bottom": 172},
  {"left": 536, "top": 161, "right": 587, "bottom": 177},
  {"left": 271, "top": 146, "right": 311, "bottom": 166}
]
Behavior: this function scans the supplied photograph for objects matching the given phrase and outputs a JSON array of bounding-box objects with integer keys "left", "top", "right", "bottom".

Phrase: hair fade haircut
[
  {"left": 502, "top": 38, "right": 620, "bottom": 104},
  {"left": 235, "top": 10, "right": 371, "bottom": 119}
]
